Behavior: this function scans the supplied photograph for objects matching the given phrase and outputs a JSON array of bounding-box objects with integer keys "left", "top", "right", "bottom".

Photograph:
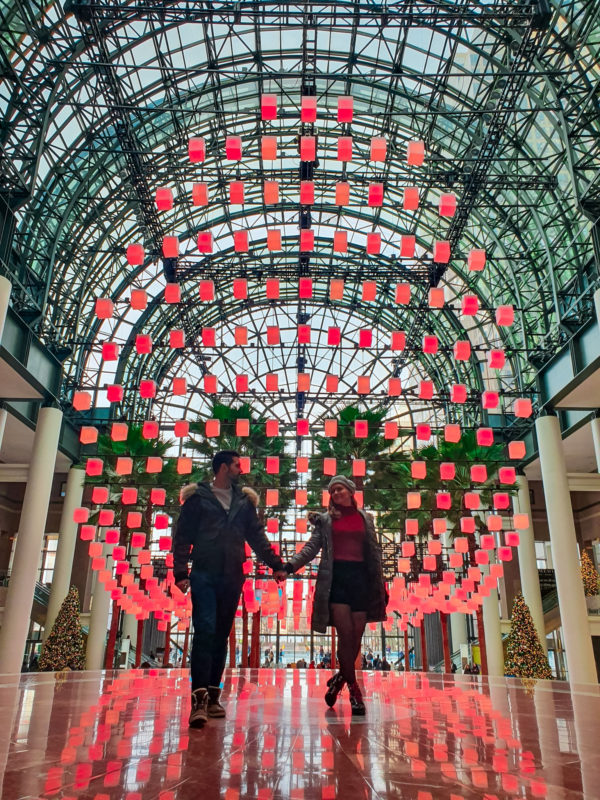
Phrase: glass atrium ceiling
[{"left": 0, "top": 0, "right": 598, "bottom": 429}]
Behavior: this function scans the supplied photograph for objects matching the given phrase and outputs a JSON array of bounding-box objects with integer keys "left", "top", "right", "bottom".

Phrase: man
[{"left": 173, "top": 450, "right": 287, "bottom": 728}]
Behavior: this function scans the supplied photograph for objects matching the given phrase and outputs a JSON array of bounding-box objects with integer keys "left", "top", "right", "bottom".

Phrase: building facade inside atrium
[{"left": 1, "top": 1, "right": 600, "bottom": 798}]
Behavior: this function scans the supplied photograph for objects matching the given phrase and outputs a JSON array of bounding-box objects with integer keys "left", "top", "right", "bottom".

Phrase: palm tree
[{"left": 185, "top": 401, "right": 295, "bottom": 521}]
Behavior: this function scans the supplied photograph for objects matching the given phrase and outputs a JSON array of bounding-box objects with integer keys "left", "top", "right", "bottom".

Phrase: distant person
[{"left": 283, "top": 476, "right": 387, "bottom": 715}]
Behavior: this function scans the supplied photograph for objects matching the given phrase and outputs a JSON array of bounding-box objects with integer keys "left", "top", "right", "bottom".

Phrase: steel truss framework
[{"left": 0, "top": 0, "right": 598, "bottom": 431}]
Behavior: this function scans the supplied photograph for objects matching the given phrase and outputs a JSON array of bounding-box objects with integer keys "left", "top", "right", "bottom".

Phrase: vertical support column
[
  {"left": 0, "top": 275, "right": 11, "bottom": 342},
  {"left": 0, "top": 408, "right": 8, "bottom": 451},
  {"left": 515, "top": 474, "right": 547, "bottom": 652},
  {"left": 482, "top": 559, "right": 505, "bottom": 676},
  {"left": 536, "top": 414, "right": 597, "bottom": 685},
  {"left": 591, "top": 416, "right": 600, "bottom": 472},
  {"left": 43, "top": 467, "right": 85, "bottom": 641},
  {"left": 0, "top": 406, "right": 62, "bottom": 674},
  {"left": 450, "top": 613, "right": 468, "bottom": 659},
  {"left": 86, "top": 544, "right": 112, "bottom": 670}
]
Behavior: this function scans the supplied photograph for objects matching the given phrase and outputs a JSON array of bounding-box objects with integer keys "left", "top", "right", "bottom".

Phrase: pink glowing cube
[
  {"left": 400, "top": 235, "right": 416, "bottom": 257},
  {"left": 412, "top": 461, "right": 426, "bottom": 479},
  {"left": 95, "top": 297, "right": 114, "bottom": 319},
  {"left": 434, "top": 240, "right": 450, "bottom": 263},
  {"left": 444, "top": 424, "right": 461, "bottom": 442},
  {"left": 471, "top": 464, "right": 487, "bottom": 482},
  {"left": 407, "top": 140, "right": 425, "bottom": 165},
  {"left": 172, "top": 377, "right": 187, "bottom": 395},
  {"left": 482, "top": 391, "right": 499, "bottom": 409},
  {"left": 496, "top": 304, "right": 514, "bottom": 326},
  {"left": 102, "top": 342, "right": 119, "bottom": 360},
  {"left": 366, "top": 232, "right": 381, "bottom": 253},
  {"left": 165, "top": 283, "right": 181, "bottom": 303},
  {"left": 142, "top": 421, "right": 159, "bottom": 439},
  {"left": 488, "top": 349, "right": 505, "bottom": 369},
  {"left": 135, "top": 334, "right": 152, "bottom": 354},
  {"left": 370, "top": 137, "right": 387, "bottom": 162},
  {"left": 464, "top": 492, "right": 480, "bottom": 510},
  {"left": 225, "top": 136, "right": 242, "bottom": 160},
  {"left": 234, "top": 231, "right": 248, "bottom": 252},
  {"left": 300, "top": 229, "right": 314, "bottom": 251},
  {"left": 454, "top": 340, "right": 471, "bottom": 360},
  {"left": 468, "top": 249, "right": 486, "bottom": 271},
  {"left": 337, "top": 137, "right": 352, "bottom": 161},
  {"left": 462, "top": 295, "right": 479, "bottom": 315},
  {"left": 403, "top": 187, "right": 419, "bottom": 210},
  {"left": 162, "top": 236, "right": 178, "bottom": 257},
  {"left": 266, "top": 374, "right": 278, "bottom": 391},
  {"left": 423, "top": 335, "right": 438, "bottom": 353},
  {"left": 335, "top": 182, "right": 350, "bottom": 205},
  {"left": 261, "top": 93, "right": 277, "bottom": 120},
  {"left": 416, "top": 424, "right": 431, "bottom": 441},
  {"left": 368, "top": 184, "right": 384, "bottom": 206},
  {"left": 127, "top": 243, "right": 144, "bottom": 266},
  {"left": 155, "top": 187, "right": 173, "bottom": 210},
  {"left": 440, "top": 462, "right": 456, "bottom": 480},
  {"left": 508, "top": 440, "right": 526, "bottom": 459},
  {"left": 79, "top": 426, "right": 98, "bottom": 444},
  {"left": 337, "top": 96, "right": 353, "bottom": 122},
  {"left": 300, "top": 136, "right": 316, "bottom": 161},
  {"left": 169, "top": 329, "right": 184, "bottom": 348},
  {"left": 395, "top": 283, "right": 411, "bottom": 304},
  {"left": 357, "top": 376, "right": 370, "bottom": 394},
  {"left": 419, "top": 380, "right": 434, "bottom": 399},
  {"left": 139, "top": 380, "right": 156, "bottom": 399},
  {"left": 451, "top": 384, "right": 467, "bottom": 403},
  {"left": 261, "top": 136, "right": 277, "bottom": 160},
  {"left": 229, "top": 181, "right": 244, "bottom": 204},
  {"left": 188, "top": 137, "right": 205, "bottom": 162},
  {"left": 388, "top": 378, "right": 402, "bottom": 396},
  {"left": 192, "top": 182, "right": 209, "bottom": 206},
  {"left": 390, "top": 331, "right": 406, "bottom": 350},
  {"left": 355, "top": 420, "right": 369, "bottom": 438},
  {"left": 333, "top": 231, "right": 347, "bottom": 252},
  {"left": 476, "top": 427, "right": 494, "bottom": 446},
  {"left": 197, "top": 231, "right": 213, "bottom": 254},
  {"left": 439, "top": 193, "right": 456, "bottom": 217},
  {"left": 106, "top": 384, "right": 123, "bottom": 403},
  {"left": 428, "top": 287, "right": 444, "bottom": 307},
  {"left": 498, "top": 466, "right": 516, "bottom": 484},
  {"left": 514, "top": 398, "right": 532, "bottom": 417},
  {"left": 301, "top": 95, "right": 317, "bottom": 122}
]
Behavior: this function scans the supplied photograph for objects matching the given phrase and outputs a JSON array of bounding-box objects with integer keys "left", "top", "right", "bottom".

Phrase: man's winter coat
[
  {"left": 172, "top": 482, "right": 284, "bottom": 585},
  {"left": 287, "top": 509, "right": 388, "bottom": 633}
]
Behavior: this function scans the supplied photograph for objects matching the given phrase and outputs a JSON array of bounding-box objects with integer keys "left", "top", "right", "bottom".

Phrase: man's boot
[
  {"left": 207, "top": 686, "right": 226, "bottom": 718},
  {"left": 189, "top": 688, "right": 209, "bottom": 728}
]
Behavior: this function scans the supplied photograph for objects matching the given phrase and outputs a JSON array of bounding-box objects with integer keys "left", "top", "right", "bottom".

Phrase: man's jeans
[{"left": 190, "top": 570, "right": 241, "bottom": 691}]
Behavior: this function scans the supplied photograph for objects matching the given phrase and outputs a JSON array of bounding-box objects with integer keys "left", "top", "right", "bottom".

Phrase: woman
[{"left": 284, "top": 476, "right": 388, "bottom": 715}]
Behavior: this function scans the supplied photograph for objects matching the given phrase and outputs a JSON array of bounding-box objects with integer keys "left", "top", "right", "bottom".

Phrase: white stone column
[
  {"left": 536, "top": 414, "right": 597, "bottom": 686},
  {"left": 85, "top": 543, "right": 112, "bottom": 670},
  {"left": 482, "top": 562, "right": 504, "bottom": 677},
  {"left": 450, "top": 613, "right": 468, "bottom": 659},
  {"left": 0, "top": 275, "right": 11, "bottom": 343},
  {"left": 0, "top": 406, "right": 62, "bottom": 674},
  {"left": 0, "top": 408, "right": 8, "bottom": 451},
  {"left": 594, "top": 288, "right": 600, "bottom": 330},
  {"left": 515, "top": 475, "right": 547, "bottom": 653},
  {"left": 591, "top": 416, "right": 600, "bottom": 472},
  {"left": 43, "top": 467, "right": 85, "bottom": 641}
]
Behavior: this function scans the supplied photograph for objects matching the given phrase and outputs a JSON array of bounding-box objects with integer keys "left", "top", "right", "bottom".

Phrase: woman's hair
[{"left": 327, "top": 495, "right": 358, "bottom": 519}]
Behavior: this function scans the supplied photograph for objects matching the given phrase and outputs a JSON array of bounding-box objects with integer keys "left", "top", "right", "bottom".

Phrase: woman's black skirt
[{"left": 329, "top": 560, "right": 369, "bottom": 612}]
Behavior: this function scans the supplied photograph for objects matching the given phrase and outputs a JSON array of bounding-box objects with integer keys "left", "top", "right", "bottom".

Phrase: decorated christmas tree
[
  {"left": 39, "top": 586, "right": 86, "bottom": 671},
  {"left": 504, "top": 593, "right": 552, "bottom": 679},
  {"left": 580, "top": 552, "right": 599, "bottom": 596}
]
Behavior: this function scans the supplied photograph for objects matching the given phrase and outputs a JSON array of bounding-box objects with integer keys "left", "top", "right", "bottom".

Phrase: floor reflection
[{"left": 1, "top": 668, "right": 599, "bottom": 799}]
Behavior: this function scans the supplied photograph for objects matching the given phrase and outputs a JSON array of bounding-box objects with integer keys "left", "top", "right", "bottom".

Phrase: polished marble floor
[{"left": 1, "top": 667, "right": 600, "bottom": 799}]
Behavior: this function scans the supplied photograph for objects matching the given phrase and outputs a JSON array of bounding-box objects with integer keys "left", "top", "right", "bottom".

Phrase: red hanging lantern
[
  {"left": 115, "top": 457, "right": 133, "bottom": 475},
  {"left": 202, "top": 327, "right": 216, "bottom": 347},
  {"left": 300, "top": 136, "right": 316, "bottom": 161},
  {"left": 296, "top": 419, "right": 309, "bottom": 436},
  {"left": 164, "top": 283, "right": 181, "bottom": 304},
  {"left": 368, "top": 184, "right": 384, "bottom": 207},
  {"left": 225, "top": 136, "right": 242, "bottom": 160},
  {"left": 106, "top": 384, "right": 123, "bottom": 403},
  {"left": 419, "top": 380, "right": 434, "bottom": 399},
  {"left": 266, "top": 373, "right": 279, "bottom": 392},
  {"left": 266, "top": 278, "right": 280, "bottom": 299},
  {"left": 358, "top": 329, "right": 372, "bottom": 348},
  {"left": 451, "top": 384, "right": 467, "bottom": 403},
  {"left": 514, "top": 398, "right": 532, "bottom": 418},
  {"left": 261, "top": 136, "right": 277, "bottom": 160},
  {"left": 433, "top": 240, "right": 450, "bottom": 263},
  {"left": 388, "top": 377, "right": 401, "bottom": 396},
  {"left": 488, "top": 349, "right": 505, "bottom": 369},
  {"left": 333, "top": 231, "right": 347, "bottom": 253},
  {"left": 370, "top": 137, "right": 387, "bottom": 162},
  {"left": 162, "top": 236, "right": 178, "bottom": 258},
  {"left": 335, "top": 182, "right": 350, "bottom": 205},
  {"left": 300, "top": 181, "right": 315, "bottom": 204},
  {"left": 297, "top": 373, "right": 310, "bottom": 392},
  {"left": 439, "top": 193, "right": 456, "bottom": 217},
  {"left": 301, "top": 95, "right": 317, "bottom": 122},
  {"left": 261, "top": 94, "right": 277, "bottom": 120},
  {"left": 197, "top": 231, "right": 213, "bottom": 254},
  {"left": 422, "top": 335, "right": 438, "bottom": 354},
  {"left": 192, "top": 182, "right": 208, "bottom": 206},
  {"left": 366, "top": 232, "right": 381, "bottom": 253},
  {"left": 264, "top": 181, "right": 279, "bottom": 204},
  {"left": 300, "top": 229, "right": 314, "bottom": 251},
  {"left": 142, "top": 421, "right": 159, "bottom": 440},
  {"left": 355, "top": 420, "right": 368, "bottom": 438},
  {"left": 407, "top": 140, "right": 425, "bottom": 166},
  {"left": 461, "top": 295, "right": 479, "bottom": 316},
  {"left": 234, "top": 326, "right": 247, "bottom": 346},
  {"left": 297, "top": 325, "right": 311, "bottom": 343},
  {"left": 323, "top": 457, "right": 337, "bottom": 475},
  {"left": 471, "top": 464, "right": 488, "bottom": 482},
  {"left": 267, "top": 229, "right": 282, "bottom": 251},
  {"left": 362, "top": 281, "right": 376, "bottom": 301},
  {"left": 172, "top": 377, "right": 187, "bottom": 395},
  {"left": 324, "top": 420, "right": 338, "bottom": 437},
  {"left": 130, "top": 289, "right": 147, "bottom": 310},
  {"left": 236, "top": 375, "right": 249, "bottom": 392},
  {"left": 155, "top": 187, "right": 173, "bottom": 211},
  {"left": 428, "top": 287, "right": 444, "bottom": 308},
  {"left": 169, "top": 329, "right": 184, "bottom": 348},
  {"left": 299, "top": 277, "right": 313, "bottom": 298},
  {"left": 395, "top": 283, "right": 411, "bottom": 304},
  {"left": 234, "top": 230, "right": 249, "bottom": 252},
  {"left": 199, "top": 280, "right": 214, "bottom": 301},
  {"left": 205, "top": 419, "right": 220, "bottom": 438},
  {"left": 468, "top": 249, "right": 486, "bottom": 271},
  {"left": 508, "top": 440, "right": 526, "bottom": 459},
  {"left": 453, "top": 340, "right": 471, "bottom": 361},
  {"left": 337, "top": 137, "right": 352, "bottom": 161},
  {"left": 135, "top": 334, "right": 152, "bottom": 355},
  {"left": 79, "top": 426, "right": 98, "bottom": 444},
  {"left": 326, "top": 374, "right": 338, "bottom": 392},
  {"left": 440, "top": 463, "right": 456, "bottom": 480},
  {"left": 127, "top": 243, "right": 144, "bottom": 266},
  {"left": 266, "top": 326, "right": 280, "bottom": 345},
  {"left": 337, "top": 96, "right": 354, "bottom": 122},
  {"left": 444, "top": 424, "right": 461, "bottom": 442},
  {"left": 95, "top": 298, "right": 114, "bottom": 319},
  {"left": 101, "top": 342, "right": 119, "bottom": 360},
  {"left": 400, "top": 235, "right": 416, "bottom": 258},
  {"left": 229, "top": 181, "right": 245, "bottom": 205},
  {"left": 139, "top": 380, "right": 156, "bottom": 399},
  {"left": 266, "top": 456, "right": 279, "bottom": 474},
  {"left": 476, "top": 427, "right": 494, "bottom": 446},
  {"left": 412, "top": 461, "right": 426, "bottom": 479},
  {"left": 357, "top": 376, "right": 370, "bottom": 394},
  {"left": 496, "top": 305, "right": 515, "bottom": 326},
  {"left": 204, "top": 375, "right": 217, "bottom": 393},
  {"left": 482, "top": 391, "right": 499, "bottom": 409},
  {"left": 188, "top": 137, "right": 205, "bottom": 162},
  {"left": 403, "top": 187, "right": 419, "bottom": 210},
  {"left": 384, "top": 422, "right": 398, "bottom": 439}
]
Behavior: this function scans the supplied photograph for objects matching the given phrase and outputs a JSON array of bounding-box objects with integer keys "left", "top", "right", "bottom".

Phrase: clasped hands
[{"left": 273, "top": 569, "right": 288, "bottom": 583}]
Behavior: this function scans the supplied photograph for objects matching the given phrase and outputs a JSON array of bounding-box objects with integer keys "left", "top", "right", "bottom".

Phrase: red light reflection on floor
[{"left": 2, "top": 668, "right": 599, "bottom": 799}]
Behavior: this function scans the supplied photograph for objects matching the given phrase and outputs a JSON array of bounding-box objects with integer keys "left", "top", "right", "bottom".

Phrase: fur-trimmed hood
[{"left": 180, "top": 482, "right": 259, "bottom": 506}]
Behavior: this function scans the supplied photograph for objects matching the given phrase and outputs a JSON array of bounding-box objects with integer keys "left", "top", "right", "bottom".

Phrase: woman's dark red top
[{"left": 331, "top": 506, "right": 366, "bottom": 561}]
